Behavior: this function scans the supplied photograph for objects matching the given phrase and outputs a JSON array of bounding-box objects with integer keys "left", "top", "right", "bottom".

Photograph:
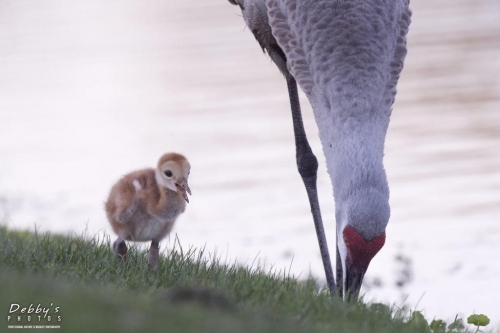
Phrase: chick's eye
[{"left": 164, "top": 170, "right": 173, "bottom": 177}]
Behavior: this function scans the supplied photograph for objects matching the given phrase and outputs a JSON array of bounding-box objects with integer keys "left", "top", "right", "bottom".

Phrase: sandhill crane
[
  {"left": 228, "top": 0, "right": 411, "bottom": 298},
  {"left": 105, "top": 153, "right": 191, "bottom": 269}
]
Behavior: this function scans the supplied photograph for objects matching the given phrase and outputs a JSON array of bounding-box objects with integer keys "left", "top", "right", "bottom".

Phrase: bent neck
[{"left": 311, "top": 92, "right": 391, "bottom": 235}]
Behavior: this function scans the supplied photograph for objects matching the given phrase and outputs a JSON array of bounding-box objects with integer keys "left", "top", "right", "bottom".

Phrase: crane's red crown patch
[{"left": 343, "top": 226, "right": 385, "bottom": 268}]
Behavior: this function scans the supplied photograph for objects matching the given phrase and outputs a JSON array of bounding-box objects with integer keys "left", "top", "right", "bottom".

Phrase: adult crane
[{"left": 228, "top": 0, "right": 411, "bottom": 298}]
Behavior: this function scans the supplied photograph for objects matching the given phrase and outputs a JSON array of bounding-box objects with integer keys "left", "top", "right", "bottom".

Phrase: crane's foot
[
  {"left": 113, "top": 237, "right": 128, "bottom": 262},
  {"left": 149, "top": 240, "right": 160, "bottom": 271}
]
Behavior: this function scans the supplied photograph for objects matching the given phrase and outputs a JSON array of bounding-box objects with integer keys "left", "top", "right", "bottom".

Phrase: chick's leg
[
  {"left": 149, "top": 240, "right": 160, "bottom": 270},
  {"left": 113, "top": 237, "right": 127, "bottom": 261}
]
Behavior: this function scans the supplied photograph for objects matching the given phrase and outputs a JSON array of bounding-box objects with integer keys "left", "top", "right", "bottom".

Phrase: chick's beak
[{"left": 175, "top": 177, "right": 191, "bottom": 203}]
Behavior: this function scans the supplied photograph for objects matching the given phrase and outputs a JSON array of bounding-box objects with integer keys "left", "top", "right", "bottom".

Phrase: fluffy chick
[{"left": 105, "top": 152, "right": 191, "bottom": 269}]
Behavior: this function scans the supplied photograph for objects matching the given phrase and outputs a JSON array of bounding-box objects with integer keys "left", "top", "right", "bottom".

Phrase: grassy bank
[{"left": 0, "top": 227, "right": 481, "bottom": 332}]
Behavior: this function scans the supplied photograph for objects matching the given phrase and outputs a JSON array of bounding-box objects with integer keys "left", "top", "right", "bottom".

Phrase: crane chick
[{"left": 105, "top": 152, "right": 191, "bottom": 269}]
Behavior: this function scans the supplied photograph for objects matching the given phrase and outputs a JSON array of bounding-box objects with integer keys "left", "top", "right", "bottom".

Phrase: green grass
[{"left": 0, "top": 226, "right": 483, "bottom": 333}]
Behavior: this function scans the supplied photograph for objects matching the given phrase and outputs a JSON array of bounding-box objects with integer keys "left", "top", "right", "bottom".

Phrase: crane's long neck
[
  {"left": 263, "top": 1, "right": 410, "bottom": 237},
  {"left": 310, "top": 90, "right": 391, "bottom": 240}
]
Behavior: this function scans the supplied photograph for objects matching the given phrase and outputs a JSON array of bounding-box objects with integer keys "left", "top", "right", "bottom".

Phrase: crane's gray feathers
[
  {"left": 267, "top": 0, "right": 411, "bottom": 110},
  {"left": 232, "top": 0, "right": 411, "bottom": 239},
  {"left": 234, "top": 0, "right": 290, "bottom": 76},
  {"left": 266, "top": 0, "right": 411, "bottom": 240},
  {"left": 266, "top": 0, "right": 314, "bottom": 94}
]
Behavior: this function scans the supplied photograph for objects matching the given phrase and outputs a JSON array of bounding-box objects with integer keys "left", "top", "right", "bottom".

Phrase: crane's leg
[{"left": 286, "top": 75, "right": 336, "bottom": 295}]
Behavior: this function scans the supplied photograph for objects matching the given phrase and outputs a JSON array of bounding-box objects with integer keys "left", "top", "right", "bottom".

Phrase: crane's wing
[{"left": 266, "top": 0, "right": 411, "bottom": 112}]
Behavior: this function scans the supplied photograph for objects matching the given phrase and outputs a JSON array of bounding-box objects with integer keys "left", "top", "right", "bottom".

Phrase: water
[{"left": 1, "top": 0, "right": 499, "bottom": 326}]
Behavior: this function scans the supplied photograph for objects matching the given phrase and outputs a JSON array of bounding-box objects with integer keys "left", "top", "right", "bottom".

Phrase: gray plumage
[{"left": 230, "top": 0, "right": 411, "bottom": 296}]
